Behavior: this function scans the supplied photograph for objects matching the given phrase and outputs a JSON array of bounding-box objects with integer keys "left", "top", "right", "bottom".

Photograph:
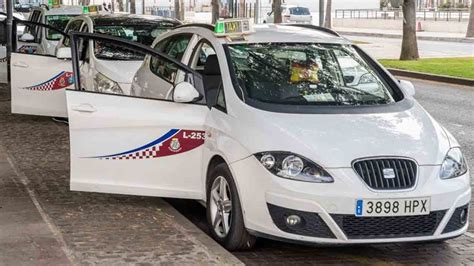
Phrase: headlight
[
  {"left": 255, "top": 152, "right": 334, "bottom": 183},
  {"left": 440, "top": 148, "right": 468, "bottom": 179},
  {"left": 94, "top": 73, "right": 123, "bottom": 95},
  {"left": 358, "top": 73, "right": 377, "bottom": 84}
]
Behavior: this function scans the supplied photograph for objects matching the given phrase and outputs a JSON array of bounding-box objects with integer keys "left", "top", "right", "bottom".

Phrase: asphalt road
[
  {"left": 168, "top": 78, "right": 474, "bottom": 265},
  {"left": 351, "top": 37, "right": 474, "bottom": 59}
]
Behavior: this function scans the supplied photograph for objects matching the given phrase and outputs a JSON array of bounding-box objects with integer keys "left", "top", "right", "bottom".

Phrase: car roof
[
  {"left": 41, "top": 6, "right": 84, "bottom": 15},
  {"left": 88, "top": 14, "right": 181, "bottom": 26},
  {"left": 220, "top": 24, "right": 349, "bottom": 45}
]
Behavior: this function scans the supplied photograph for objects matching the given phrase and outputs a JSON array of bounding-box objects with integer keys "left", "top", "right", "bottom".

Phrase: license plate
[{"left": 355, "top": 198, "right": 430, "bottom": 217}]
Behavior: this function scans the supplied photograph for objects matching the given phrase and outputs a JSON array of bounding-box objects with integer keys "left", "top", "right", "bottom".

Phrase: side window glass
[
  {"left": 22, "top": 11, "right": 41, "bottom": 43},
  {"left": 215, "top": 86, "right": 226, "bottom": 112},
  {"left": 190, "top": 41, "right": 222, "bottom": 109},
  {"left": 63, "top": 20, "right": 83, "bottom": 47},
  {"left": 150, "top": 34, "right": 192, "bottom": 83},
  {"left": 193, "top": 42, "right": 217, "bottom": 71}
]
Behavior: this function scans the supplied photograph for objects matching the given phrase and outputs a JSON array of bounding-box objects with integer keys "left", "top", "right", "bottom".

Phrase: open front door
[
  {"left": 11, "top": 21, "right": 71, "bottom": 117},
  {"left": 67, "top": 33, "right": 208, "bottom": 199}
]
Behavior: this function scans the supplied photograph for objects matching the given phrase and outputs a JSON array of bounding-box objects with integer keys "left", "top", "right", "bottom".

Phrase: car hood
[
  {"left": 95, "top": 60, "right": 143, "bottom": 84},
  {"left": 235, "top": 101, "right": 450, "bottom": 168}
]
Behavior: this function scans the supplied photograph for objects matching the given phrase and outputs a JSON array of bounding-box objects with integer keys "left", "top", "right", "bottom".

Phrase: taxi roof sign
[{"left": 214, "top": 19, "right": 253, "bottom": 36}]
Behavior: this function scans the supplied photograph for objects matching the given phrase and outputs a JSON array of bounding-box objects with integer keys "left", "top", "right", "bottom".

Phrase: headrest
[{"left": 204, "top": 54, "right": 221, "bottom": 75}]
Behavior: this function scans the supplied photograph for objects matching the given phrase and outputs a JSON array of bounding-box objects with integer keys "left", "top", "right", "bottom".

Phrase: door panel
[
  {"left": 11, "top": 52, "right": 72, "bottom": 117},
  {"left": 67, "top": 90, "right": 208, "bottom": 198}
]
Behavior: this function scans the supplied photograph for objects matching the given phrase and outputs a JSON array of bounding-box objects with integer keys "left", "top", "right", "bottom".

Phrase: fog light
[
  {"left": 286, "top": 215, "right": 301, "bottom": 226},
  {"left": 460, "top": 208, "right": 468, "bottom": 224}
]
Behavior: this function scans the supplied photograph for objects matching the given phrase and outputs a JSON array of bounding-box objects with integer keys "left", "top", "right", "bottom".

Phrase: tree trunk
[
  {"left": 273, "top": 0, "right": 282, "bottom": 23},
  {"left": 211, "top": 0, "right": 219, "bottom": 24},
  {"left": 174, "top": 0, "right": 181, "bottom": 20},
  {"left": 466, "top": 2, "right": 474, "bottom": 38},
  {"left": 324, "top": 0, "right": 332, "bottom": 28},
  {"left": 179, "top": 0, "right": 185, "bottom": 20},
  {"left": 130, "top": 0, "right": 136, "bottom": 14},
  {"left": 400, "top": 0, "right": 419, "bottom": 60}
]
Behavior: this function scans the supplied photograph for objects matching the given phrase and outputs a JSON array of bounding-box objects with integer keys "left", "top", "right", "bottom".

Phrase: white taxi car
[
  {"left": 18, "top": 5, "right": 84, "bottom": 56},
  {"left": 26, "top": 21, "right": 474, "bottom": 250},
  {"left": 10, "top": 14, "right": 180, "bottom": 118}
]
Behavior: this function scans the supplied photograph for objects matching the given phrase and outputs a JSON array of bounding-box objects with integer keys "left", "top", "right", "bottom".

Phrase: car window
[
  {"left": 93, "top": 21, "right": 179, "bottom": 61},
  {"left": 150, "top": 34, "right": 192, "bottom": 83},
  {"left": 227, "top": 43, "right": 398, "bottom": 107},
  {"left": 289, "top": 7, "right": 310, "bottom": 15},
  {"left": 22, "top": 10, "right": 41, "bottom": 42},
  {"left": 192, "top": 42, "right": 217, "bottom": 71},
  {"left": 45, "top": 15, "right": 76, "bottom": 40},
  {"left": 63, "top": 20, "right": 83, "bottom": 47}
]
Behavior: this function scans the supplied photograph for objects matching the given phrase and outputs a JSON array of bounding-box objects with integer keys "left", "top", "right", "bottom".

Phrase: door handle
[
  {"left": 71, "top": 104, "right": 97, "bottom": 113},
  {"left": 13, "top": 62, "right": 29, "bottom": 68}
]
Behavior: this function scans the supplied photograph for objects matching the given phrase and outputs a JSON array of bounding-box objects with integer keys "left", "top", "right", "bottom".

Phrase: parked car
[
  {"left": 10, "top": 14, "right": 181, "bottom": 117},
  {"left": 12, "top": 21, "right": 472, "bottom": 251},
  {"left": 264, "top": 5, "right": 312, "bottom": 24}
]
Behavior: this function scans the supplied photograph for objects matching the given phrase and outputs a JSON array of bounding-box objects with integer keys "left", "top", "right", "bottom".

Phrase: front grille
[
  {"left": 331, "top": 211, "right": 446, "bottom": 239},
  {"left": 267, "top": 204, "right": 336, "bottom": 239},
  {"left": 443, "top": 204, "right": 469, "bottom": 234},
  {"left": 353, "top": 158, "right": 417, "bottom": 190}
]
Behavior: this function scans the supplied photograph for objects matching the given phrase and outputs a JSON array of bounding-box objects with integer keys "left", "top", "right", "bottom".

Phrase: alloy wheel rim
[{"left": 210, "top": 176, "right": 232, "bottom": 238}]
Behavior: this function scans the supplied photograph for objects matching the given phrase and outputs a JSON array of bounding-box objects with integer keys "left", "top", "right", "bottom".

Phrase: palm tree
[
  {"left": 400, "top": 0, "right": 419, "bottom": 60},
  {"left": 467, "top": 1, "right": 474, "bottom": 38},
  {"left": 324, "top": 0, "right": 332, "bottom": 28}
]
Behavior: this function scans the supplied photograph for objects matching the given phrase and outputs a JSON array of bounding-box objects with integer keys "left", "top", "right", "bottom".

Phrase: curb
[
  {"left": 160, "top": 200, "right": 244, "bottom": 265},
  {"left": 339, "top": 31, "right": 474, "bottom": 43},
  {"left": 388, "top": 68, "right": 474, "bottom": 86}
]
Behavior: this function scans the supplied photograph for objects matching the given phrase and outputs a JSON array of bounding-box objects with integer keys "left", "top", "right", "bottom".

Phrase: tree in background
[
  {"left": 130, "top": 0, "right": 136, "bottom": 13},
  {"left": 174, "top": 0, "right": 184, "bottom": 20},
  {"left": 211, "top": 0, "right": 219, "bottom": 23},
  {"left": 273, "top": 0, "right": 282, "bottom": 23},
  {"left": 467, "top": 2, "right": 474, "bottom": 38},
  {"left": 324, "top": 0, "right": 332, "bottom": 28},
  {"left": 400, "top": 0, "right": 419, "bottom": 60}
]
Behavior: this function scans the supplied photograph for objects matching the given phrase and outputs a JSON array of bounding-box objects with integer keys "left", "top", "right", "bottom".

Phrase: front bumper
[{"left": 230, "top": 156, "right": 471, "bottom": 244}]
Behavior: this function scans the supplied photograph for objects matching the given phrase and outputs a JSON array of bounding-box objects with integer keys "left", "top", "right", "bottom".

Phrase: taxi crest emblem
[{"left": 169, "top": 138, "right": 182, "bottom": 152}]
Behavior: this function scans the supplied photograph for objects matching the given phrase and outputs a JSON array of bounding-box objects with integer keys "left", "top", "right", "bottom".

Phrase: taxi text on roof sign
[{"left": 214, "top": 19, "right": 253, "bottom": 37}]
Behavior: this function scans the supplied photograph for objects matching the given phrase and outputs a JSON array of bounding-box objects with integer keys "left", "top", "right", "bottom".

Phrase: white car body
[
  {"left": 16, "top": 23, "right": 472, "bottom": 247},
  {"left": 264, "top": 5, "right": 312, "bottom": 24},
  {"left": 9, "top": 14, "right": 180, "bottom": 117}
]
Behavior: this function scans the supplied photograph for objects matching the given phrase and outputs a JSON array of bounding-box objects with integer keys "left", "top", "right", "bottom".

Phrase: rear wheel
[{"left": 206, "top": 163, "right": 256, "bottom": 250}]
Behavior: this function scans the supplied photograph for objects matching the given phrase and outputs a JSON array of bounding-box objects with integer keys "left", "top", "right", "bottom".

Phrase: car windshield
[
  {"left": 227, "top": 43, "right": 397, "bottom": 106},
  {"left": 46, "top": 15, "right": 76, "bottom": 40},
  {"left": 94, "top": 21, "right": 178, "bottom": 60},
  {"left": 289, "top": 7, "right": 310, "bottom": 15}
]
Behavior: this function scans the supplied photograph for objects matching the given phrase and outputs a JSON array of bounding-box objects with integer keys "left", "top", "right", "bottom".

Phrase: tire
[{"left": 206, "top": 163, "right": 256, "bottom": 251}]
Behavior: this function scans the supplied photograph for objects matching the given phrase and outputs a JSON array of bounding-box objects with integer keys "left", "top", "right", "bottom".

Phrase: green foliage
[{"left": 379, "top": 57, "right": 474, "bottom": 79}]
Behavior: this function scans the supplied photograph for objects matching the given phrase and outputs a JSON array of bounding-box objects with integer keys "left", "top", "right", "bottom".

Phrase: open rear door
[
  {"left": 11, "top": 20, "right": 71, "bottom": 117},
  {"left": 67, "top": 32, "right": 208, "bottom": 199}
]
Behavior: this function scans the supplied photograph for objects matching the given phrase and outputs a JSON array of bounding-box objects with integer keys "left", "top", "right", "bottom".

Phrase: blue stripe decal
[
  {"left": 26, "top": 71, "right": 65, "bottom": 88},
  {"left": 92, "top": 129, "right": 180, "bottom": 158}
]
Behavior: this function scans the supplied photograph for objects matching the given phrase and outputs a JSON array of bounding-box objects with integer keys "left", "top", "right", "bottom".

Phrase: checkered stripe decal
[
  {"left": 23, "top": 71, "right": 74, "bottom": 91},
  {"left": 107, "top": 145, "right": 163, "bottom": 160},
  {"left": 90, "top": 129, "right": 205, "bottom": 160}
]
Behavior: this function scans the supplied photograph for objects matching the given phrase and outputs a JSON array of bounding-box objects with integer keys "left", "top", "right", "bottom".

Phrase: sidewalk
[
  {"left": 0, "top": 86, "right": 242, "bottom": 265},
  {"left": 0, "top": 145, "right": 70, "bottom": 265},
  {"left": 334, "top": 26, "right": 474, "bottom": 43}
]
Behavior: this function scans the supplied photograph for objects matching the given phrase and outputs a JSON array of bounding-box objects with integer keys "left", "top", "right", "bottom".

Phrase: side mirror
[
  {"left": 56, "top": 46, "right": 71, "bottom": 59},
  {"left": 173, "top": 81, "right": 200, "bottom": 103},
  {"left": 399, "top": 80, "right": 415, "bottom": 97},
  {"left": 19, "top": 33, "right": 35, "bottom": 42}
]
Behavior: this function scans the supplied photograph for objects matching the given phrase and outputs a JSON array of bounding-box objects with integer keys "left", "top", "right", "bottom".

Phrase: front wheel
[{"left": 206, "top": 163, "right": 256, "bottom": 250}]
